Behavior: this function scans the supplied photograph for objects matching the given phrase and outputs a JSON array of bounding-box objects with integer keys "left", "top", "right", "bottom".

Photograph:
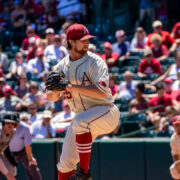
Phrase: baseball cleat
[{"left": 68, "top": 166, "right": 92, "bottom": 180}]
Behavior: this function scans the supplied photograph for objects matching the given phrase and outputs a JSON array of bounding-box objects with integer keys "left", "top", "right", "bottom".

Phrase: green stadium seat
[{"left": 109, "top": 67, "right": 119, "bottom": 74}]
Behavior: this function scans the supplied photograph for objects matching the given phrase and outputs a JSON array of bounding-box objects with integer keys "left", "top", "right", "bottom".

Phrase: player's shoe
[{"left": 68, "top": 166, "right": 92, "bottom": 180}]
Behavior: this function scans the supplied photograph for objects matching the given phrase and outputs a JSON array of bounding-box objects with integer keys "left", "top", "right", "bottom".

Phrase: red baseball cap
[
  {"left": 164, "top": 78, "right": 173, "bottom": 84},
  {"left": 103, "top": 42, "right": 112, "bottom": 49},
  {"left": 173, "top": 115, "right": 180, "bottom": 125},
  {"left": 66, "top": 24, "right": 95, "bottom": 40},
  {"left": 4, "top": 86, "right": 12, "bottom": 93}
]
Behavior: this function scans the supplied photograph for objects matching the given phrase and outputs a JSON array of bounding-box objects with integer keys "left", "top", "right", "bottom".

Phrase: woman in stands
[{"left": 130, "top": 27, "right": 147, "bottom": 52}]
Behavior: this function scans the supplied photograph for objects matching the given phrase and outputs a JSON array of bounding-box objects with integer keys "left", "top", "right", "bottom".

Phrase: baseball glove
[{"left": 44, "top": 71, "right": 68, "bottom": 91}]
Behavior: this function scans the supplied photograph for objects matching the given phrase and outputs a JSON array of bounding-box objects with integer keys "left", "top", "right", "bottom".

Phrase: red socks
[
  {"left": 76, "top": 132, "right": 92, "bottom": 174},
  {"left": 58, "top": 170, "right": 74, "bottom": 180}
]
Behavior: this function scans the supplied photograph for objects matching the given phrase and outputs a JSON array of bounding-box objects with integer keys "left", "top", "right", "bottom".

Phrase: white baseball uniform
[
  {"left": 54, "top": 51, "right": 120, "bottom": 173},
  {"left": 170, "top": 133, "right": 180, "bottom": 179}
]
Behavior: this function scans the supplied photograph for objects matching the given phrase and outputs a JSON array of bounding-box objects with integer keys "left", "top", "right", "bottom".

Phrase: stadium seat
[{"left": 109, "top": 67, "right": 119, "bottom": 74}]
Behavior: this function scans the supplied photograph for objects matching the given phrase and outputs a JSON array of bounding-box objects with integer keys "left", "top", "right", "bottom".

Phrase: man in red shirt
[
  {"left": 100, "top": 41, "right": 119, "bottom": 68},
  {"left": 147, "top": 82, "right": 173, "bottom": 126},
  {"left": 150, "top": 33, "right": 169, "bottom": 61},
  {"left": 26, "top": 37, "right": 38, "bottom": 61},
  {"left": 138, "top": 49, "right": 162, "bottom": 78},
  {"left": 171, "top": 22, "right": 180, "bottom": 45},
  {"left": 146, "top": 20, "right": 177, "bottom": 52},
  {"left": 21, "top": 26, "right": 40, "bottom": 55}
]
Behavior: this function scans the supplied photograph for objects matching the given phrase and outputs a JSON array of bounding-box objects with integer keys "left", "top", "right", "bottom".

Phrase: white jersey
[
  {"left": 170, "top": 133, "right": 180, "bottom": 156},
  {"left": 54, "top": 51, "right": 113, "bottom": 114}
]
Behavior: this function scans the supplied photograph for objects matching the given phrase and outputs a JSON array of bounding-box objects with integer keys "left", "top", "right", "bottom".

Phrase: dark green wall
[{"left": 1, "top": 139, "right": 173, "bottom": 180}]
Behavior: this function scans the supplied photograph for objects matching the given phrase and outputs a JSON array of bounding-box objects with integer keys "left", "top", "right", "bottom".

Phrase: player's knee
[
  {"left": 72, "top": 118, "right": 88, "bottom": 134},
  {"left": 170, "top": 161, "right": 180, "bottom": 179}
]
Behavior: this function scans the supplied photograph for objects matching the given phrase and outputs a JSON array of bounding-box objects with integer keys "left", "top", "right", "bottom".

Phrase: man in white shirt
[
  {"left": 31, "top": 110, "right": 56, "bottom": 139},
  {"left": 28, "top": 47, "right": 49, "bottom": 79},
  {"left": 44, "top": 34, "right": 68, "bottom": 62},
  {"left": 52, "top": 100, "right": 75, "bottom": 137},
  {"left": 118, "top": 71, "right": 138, "bottom": 100}
]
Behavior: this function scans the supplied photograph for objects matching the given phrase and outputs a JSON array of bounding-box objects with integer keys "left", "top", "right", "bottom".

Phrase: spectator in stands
[
  {"left": 57, "top": 0, "right": 82, "bottom": 22},
  {"left": 129, "top": 83, "right": 149, "bottom": 113},
  {"left": 23, "top": 81, "right": 45, "bottom": 109},
  {"left": 147, "top": 82, "right": 179, "bottom": 126},
  {"left": 0, "top": 68, "right": 3, "bottom": 78},
  {"left": 2, "top": 2, "right": 11, "bottom": 31},
  {"left": 28, "top": 47, "right": 49, "bottom": 79},
  {"left": 138, "top": 0, "right": 153, "bottom": 31},
  {"left": 21, "top": 26, "right": 40, "bottom": 55},
  {"left": 138, "top": 49, "right": 162, "bottom": 78},
  {"left": 118, "top": 71, "right": 138, "bottom": 100},
  {"left": 11, "top": 0, "right": 26, "bottom": 45},
  {"left": 151, "top": 49, "right": 180, "bottom": 85},
  {"left": 101, "top": 42, "right": 119, "bottom": 68},
  {"left": 0, "top": 77, "right": 6, "bottom": 98},
  {"left": 27, "top": 102, "right": 42, "bottom": 124},
  {"left": 88, "top": 44, "right": 96, "bottom": 53},
  {"left": 19, "top": 112, "right": 31, "bottom": 127},
  {"left": 171, "top": 22, "right": 180, "bottom": 47},
  {"left": 0, "top": 86, "right": 25, "bottom": 112},
  {"left": 109, "top": 73, "right": 119, "bottom": 99},
  {"left": 112, "top": 30, "right": 130, "bottom": 60},
  {"left": 6, "top": 52, "right": 28, "bottom": 80},
  {"left": 169, "top": 115, "right": 180, "bottom": 180},
  {"left": 0, "top": 78, "right": 16, "bottom": 98},
  {"left": 44, "top": 34, "right": 68, "bottom": 62},
  {"left": 0, "top": 45, "right": 8, "bottom": 72},
  {"left": 52, "top": 100, "right": 75, "bottom": 137},
  {"left": 45, "top": 28, "right": 55, "bottom": 45},
  {"left": 60, "top": 22, "right": 72, "bottom": 45},
  {"left": 130, "top": 27, "right": 148, "bottom": 52},
  {"left": 150, "top": 33, "right": 169, "bottom": 61},
  {"left": 172, "top": 71, "right": 180, "bottom": 91},
  {"left": 31, "top": 110, "right": 56, "bottom": 139},
  {"left": 158, "top": 106, "right": 177, "bottom": 136},
  {"left": 164, "top": 78, "right": 174, "bottom": 95},
  {"left": 15, "top": 73, "right": 29, "bottom": 99},
  {"left": 26, "top": 37, "right": 38, "bottom": 61},
  {"left": 146, "top": 20, "right": 177, "bottom": 52}
]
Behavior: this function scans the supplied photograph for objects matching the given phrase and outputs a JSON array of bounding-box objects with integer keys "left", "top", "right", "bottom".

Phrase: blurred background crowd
[{"left": 1, "top": 0, "right": 180, "bottom": 139}]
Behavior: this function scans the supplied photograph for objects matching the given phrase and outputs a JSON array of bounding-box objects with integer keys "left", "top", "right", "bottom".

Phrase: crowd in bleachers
[{"left": 1, "top": 0, "right": 180, "bottom": 139}]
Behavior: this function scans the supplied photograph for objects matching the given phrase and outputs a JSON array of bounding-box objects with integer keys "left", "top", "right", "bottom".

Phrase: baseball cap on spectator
[
  {"left": 88, "top": 44, "right": 96, "bottom": 52},
  {"left": 173, "top": 115, "right": 180, "bottom": 125},
  {"left": 136, "top": 27, "right": 144, "bottom": 32},
  {"left": 43, "top": 110, "right": 52, "bottom": 119},
  {"left": 115, "top": 30, "right": 125, "bottom": 38},
  {"left": 66, "top": 24, "right": 95, "bottom": 40},
  {"left": 144, "top": 49, "right": 152, "bottom": 57},
  {"left": 26, "top": 26, "right": 34, "bottom": 33},
  {"left": 152, "top": 20, "right": 162, "bottom": 28},
  {"left": 45, "top": 28, "right": 54, "bottom": 34},
  {"left": 36, "top": 47, "right": 44, "bottom": 56},
  {"left": 54, "top": 34, "right": 61, "bottom": 40},
  {"left": 4, "top": 86, "right": 12, "bottom": 93},
  {"left": 29, "top": 37, "right": 36, "bottom": 44},
  {"left": 0, "top": 77, "right": 5, "bottom": 83},
  {"left": 103, "top": 42, "right": 112, "bottom": 49},
  {"left": 164, "top": 78, "right": 173, "bottom": 84}
]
